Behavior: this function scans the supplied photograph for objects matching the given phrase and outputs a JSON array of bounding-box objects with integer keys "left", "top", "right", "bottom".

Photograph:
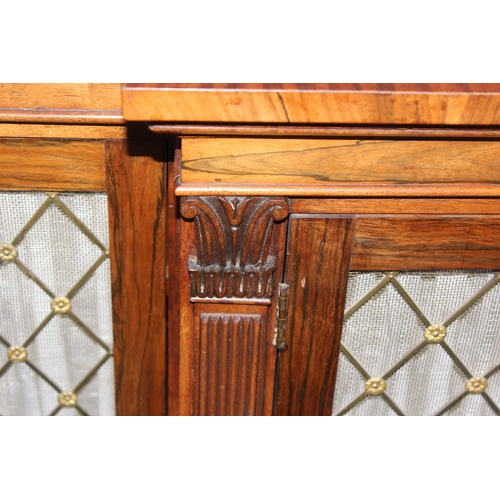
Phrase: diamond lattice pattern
[
  {"left": 0, "top": 192, "right": 115, "bottom": 416},
  {"left": 333, "top": 271, "right": 500, "bottom": 416}
]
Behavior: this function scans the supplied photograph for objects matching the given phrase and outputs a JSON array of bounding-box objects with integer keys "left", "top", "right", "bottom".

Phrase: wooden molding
[
  {"left": 176, "top": 183, "right": 500, "bottom": 198},
  {"left": 0, "top": 123, "right": 128, "bottom": 139},
  {"left": 0, "top": 109, "right": 124, "bottom": 124},
  {"left": 150, "top": 124, "right": 500, "bottom": 139}
]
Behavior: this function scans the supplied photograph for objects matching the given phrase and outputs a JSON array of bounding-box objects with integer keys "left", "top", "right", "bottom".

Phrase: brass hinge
[{"left": 274, "top": 283, "right": 289, "bottom": 350}]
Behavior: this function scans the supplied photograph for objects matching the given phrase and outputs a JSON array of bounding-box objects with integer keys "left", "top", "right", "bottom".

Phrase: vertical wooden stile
[
  {"left": 106, "top": 139, "right": 167, "bottom": 416},
  {"left": 167, "top": 136, "right": 181, "bottom": 415},
  {"left": 275, "top": 215, "right": 355, "bottom": 415}
]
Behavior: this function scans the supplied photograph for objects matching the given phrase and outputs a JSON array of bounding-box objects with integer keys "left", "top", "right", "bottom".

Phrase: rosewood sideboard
[
  {"left": 2, "top": 84, "right": 500, "bottom": 416},
  {"left": 122, "top": 84, "right": 500, "bottom": 416}
]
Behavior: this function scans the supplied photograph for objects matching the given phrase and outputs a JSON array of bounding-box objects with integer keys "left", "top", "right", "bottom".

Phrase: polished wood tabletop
[{"left": 122, "top": 83, "right": 500, "bottom": 125}]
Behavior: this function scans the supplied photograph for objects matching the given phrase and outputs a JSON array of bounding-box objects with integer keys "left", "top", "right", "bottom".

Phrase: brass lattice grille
[
  {"left": 333, "top": 271, "right": 500, "bottom": 416},
  {"left": 0, "top": 192, "right": 114, "bottom": 416}
]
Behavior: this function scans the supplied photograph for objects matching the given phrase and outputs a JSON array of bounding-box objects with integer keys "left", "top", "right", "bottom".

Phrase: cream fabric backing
[
  {"left": 334, "top": 271, "right": 500, "bottom": 416},
  {"left": 0, "top": 192, "right": 115, "bottom": 416}
]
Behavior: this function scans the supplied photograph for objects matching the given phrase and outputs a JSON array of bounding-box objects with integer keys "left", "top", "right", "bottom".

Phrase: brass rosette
[
  {"left": 0, "top": 243, "right": 17, "bottom": 262},
  {"left": 365, "top": 377, "right": 387, "bottom": 395},
  {"left": 466, "top": 377, "right": 488, "bottom": 393},
  {"left": 7, "top": 346, "right": 27, "bottom": 363},
  {"left": 51, "top": 297, "right": 72, "bottom": 314},
  {"left": 424, "top": 324, "right": 447, "bottom": 343},
  {"left": 58, "top": 391, "right": 77, "bottom": 407}
]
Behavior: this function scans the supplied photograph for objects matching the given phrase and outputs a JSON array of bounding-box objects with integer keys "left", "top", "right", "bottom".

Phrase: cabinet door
[
  {"left": 275, "top": 213, "right": 500, "bottom": 416},
  {"left": 0, "top": 138, "right": 167, "bottom": 416}
]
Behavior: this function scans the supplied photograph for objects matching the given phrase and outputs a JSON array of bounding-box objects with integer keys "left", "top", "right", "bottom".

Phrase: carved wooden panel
[
  {"left": 180, "top": 196, "right": 289, "bottom": 304},
  {"left": 179, "top": 195, "right": 288, "bottom": 415},
  {"left": 192, "top": 313, "right": 266, "bottom": 416}
]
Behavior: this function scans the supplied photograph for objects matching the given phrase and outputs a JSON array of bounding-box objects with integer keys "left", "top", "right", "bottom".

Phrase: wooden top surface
[
  {"left": 122, "top": 83, "right": 500, "bottom": 126},
  {"left": 124, "top": 83, "right": 500, "bottom": 92},
  {"left": 0, "top": 84, "right": 124, "bottom": 124}
]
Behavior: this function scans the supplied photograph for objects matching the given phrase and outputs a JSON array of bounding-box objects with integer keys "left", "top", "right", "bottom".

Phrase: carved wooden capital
[{"left": 181, "top": 196, "right": 289, "bottom": 302}]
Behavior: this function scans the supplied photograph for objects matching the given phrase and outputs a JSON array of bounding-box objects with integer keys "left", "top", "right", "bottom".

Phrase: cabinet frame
[
  {"left": 0, "top": 133, "right": 168, "bottom": 416},
  {"left": 167, "top": 133, "right": 500, "bottom": 416}
]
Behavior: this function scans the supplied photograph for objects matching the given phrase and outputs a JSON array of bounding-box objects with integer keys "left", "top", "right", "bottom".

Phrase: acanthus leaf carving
[{"left": 180, "top": 196, "right": 289, "bottom": 301}]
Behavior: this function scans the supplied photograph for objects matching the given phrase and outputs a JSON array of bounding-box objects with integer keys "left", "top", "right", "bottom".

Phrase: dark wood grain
[
  {"left": 352, "top": 216, "right": 500, "bottom": 270},
  {"left": 182, "top": 138, "right": 500, "bottom": 186},
  {"left": 167, "top": 136, "right": 181, "bottom": 416},
  {"left": 122, "top": 84, "right": 500, "bottom": 125},
  {"left": 275, "top": 216, "right": 355, "bottom": 415},
  {"left": 0, "top": 139, "right": 106, "bottom": 191},
  {"left": 106, "top": 139, "right": 167, "bottom": 416}
]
